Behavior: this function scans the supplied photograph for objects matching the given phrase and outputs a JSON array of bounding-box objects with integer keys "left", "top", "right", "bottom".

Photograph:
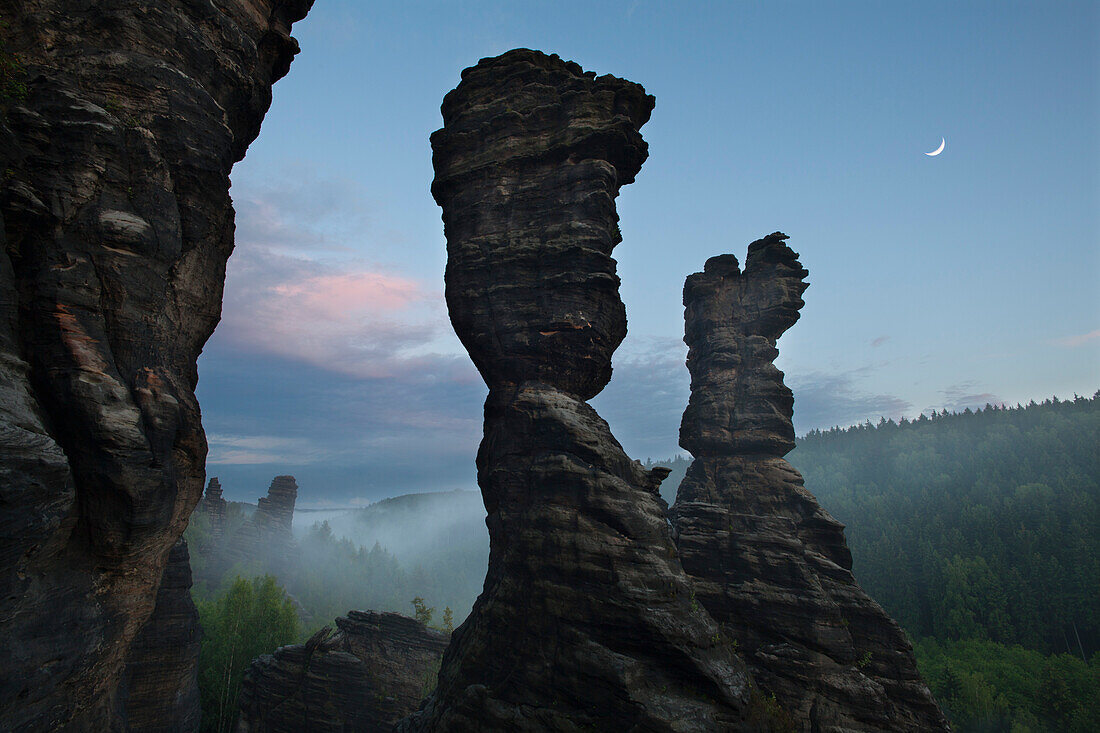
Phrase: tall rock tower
[
  {"left": 671, "top": 233, "right": 949, "bottom": 731},
  {"left": 255, "top": 475, "right": 298, "bottom": 539},
  {"left": 200, "top": 477, "right": 229, "bottom": 541},
  {"left": 410, "top": 49, "right": 760, "bottom": 731}
]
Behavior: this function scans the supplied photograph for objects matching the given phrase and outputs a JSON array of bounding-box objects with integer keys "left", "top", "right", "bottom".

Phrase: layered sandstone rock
[
  {"left": 119, "top": 539, "right": 202, "bottom": 733},
  {"left": 243, "top": 474, "right": 298, "bottom": 576},
  {"left": 254, "top": 475, "right": 298, "bottom": 540},
  {"left": 237, "top": 611, "right": 449, "bottom": 733},
  {"left": 0, "top": 1, "right": 313, "bottom": 728},
  {"left": 670, "top": 233, "right": 949, "bottom": 731},
  {"left": 406, "top": 49, "right": 756, "bottom": 731},
  {"left": 230, "top": 475, "right": 298, "bottom": 575},
  {"left": 201, "top": 477, "right": 229, "bottom": 541},
  {"left": 200, "top": 473, "right": 229, "bottom": 541}
]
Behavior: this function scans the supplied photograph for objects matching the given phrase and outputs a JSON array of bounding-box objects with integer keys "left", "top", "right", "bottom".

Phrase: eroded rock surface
[
  {"left": 119, "top": 539, "right": 202, "bottom": 733},
  {"left": 237, "top": 611, "right": 449, "bottom": 733},
  {"left": 0, "top": 1, "right": 312, "bottom": 728},
  {"left": 670, "top": 233, "right": 950, "bottom": 731},
  {"left": 405, "top": 48, "right": 756, "bottom": 731}
]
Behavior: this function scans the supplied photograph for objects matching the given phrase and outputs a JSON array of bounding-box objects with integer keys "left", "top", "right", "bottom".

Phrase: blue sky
[{"left": 197, "top": 1, "right": 1099, "bottom": 505}]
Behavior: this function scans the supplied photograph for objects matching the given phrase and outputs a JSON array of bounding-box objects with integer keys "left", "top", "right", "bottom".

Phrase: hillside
[{"left": 787, "top": 393, "right": 1099, "bottom": 657}]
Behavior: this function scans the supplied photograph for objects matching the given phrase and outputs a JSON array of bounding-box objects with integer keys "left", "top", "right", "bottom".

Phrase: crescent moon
[{"left": 925, "top": 137, "right": 946, "bottom": 156}]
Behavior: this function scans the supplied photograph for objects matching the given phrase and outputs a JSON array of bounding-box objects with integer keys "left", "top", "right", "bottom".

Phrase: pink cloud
[
  {"left": 214, "top": 252, "right": 461, "bottom": 379},
  {"left": 211, "top": 170, "right": 471, "bottom": 382},
  {"left": 272, "top": 271, "right": 421, "bottom": 319}
]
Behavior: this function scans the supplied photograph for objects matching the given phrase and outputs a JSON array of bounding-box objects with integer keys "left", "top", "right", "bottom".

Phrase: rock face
[
  {"left": 201, "top": 477, "right": 229, "bottom": 541},
  {"left": 119, "top": 539, "right": 202, "bottom": 733},
  {"left": 237, "top": 611, "right": 449, "bottom": 733},
  {"left": 0, "top": 1, "right": 313, "bottom": 728},
  {"left": 408, "top": 49, "right": 756, "bottom": 731},
  {"left": 670, "top": 233, "right": 950, "bottom": 731}
]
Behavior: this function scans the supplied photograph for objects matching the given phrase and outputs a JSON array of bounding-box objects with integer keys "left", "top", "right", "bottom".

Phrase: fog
[{"left": 293, "top": 490, "right": 488, "bottom": 566}]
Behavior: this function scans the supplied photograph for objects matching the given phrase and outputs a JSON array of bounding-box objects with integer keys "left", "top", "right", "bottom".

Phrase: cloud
[
  {"left": 594, "top": 336, "right": 691, "bottom": 460},
  {"left": 217, "top": 169, "right": 471, "bottom": 381},
  {"left": 272, "top": 272, "right": 420, "bottom": 315},
  {"left": 207, "top": 434, "right": 335, "bottom": 465},
  {"left": 231, "top": 172, "right": 374, "bottom": 256},
  {"left": 216, "top": 254, "right": 452, "bottom": 378},
  {"left": 1053, "top": 329, "right": 1100, "bottom": 347},
  {"left": 871, "top": 335, "right": 890, "bottom": 347},
  {"left": 930, "top": 383, "right": 1004, "bottom": 414},
  {"left": 787, "top": 371, "right": 912, "bottom": 432},
  {"left": 197, "top": 344, "right": 486, "bottom": 501}
]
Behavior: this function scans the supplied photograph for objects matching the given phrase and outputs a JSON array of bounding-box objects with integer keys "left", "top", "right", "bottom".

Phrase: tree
[
  {"left": 197, "top": 575, "right": 300, "bottom": 733},
  {"left": 442, "top": 606, "right": 454, "bottom": 634},
  {"left": 412, "top": 596, "right": 434, "bottom": 626}
]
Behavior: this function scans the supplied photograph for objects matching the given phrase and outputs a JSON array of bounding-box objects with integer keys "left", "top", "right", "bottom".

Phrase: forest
[
  {"left": 188, "top": 393, "right": 1099, "bottom": 732},
  {"left": 790, "top": 393, "right": 1100, "bottom": 731}
]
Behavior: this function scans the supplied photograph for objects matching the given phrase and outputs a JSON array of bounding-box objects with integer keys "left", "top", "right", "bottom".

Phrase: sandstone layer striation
[
  {"left": 407, "top": 49, "right": 757, "bottom": 731},
  {"left": 670, "top": 233, "right": 950, "bottom": 731},
  {"left": 237, "top": 611, "right": 449, "bottom": 733},
  {"left": 0, "top": 1, "right": 312, "bottom": 727}
]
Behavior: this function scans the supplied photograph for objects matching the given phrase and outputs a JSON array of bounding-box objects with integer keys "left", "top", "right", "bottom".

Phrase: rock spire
[
  {"left": 407, "top": 48, "right": 759, "bottom": 731},
  {"left": 118, "top": 539, "right": 202, "bottom": 732},
  {"left": 255, "top": 475, "right": 298, "bottom": 538},
  {"left": 670, "top": 233, "right": 950, "bottom": 731},
  {"left": 201, "top": 477, "right": 229, "bottom": 541}
]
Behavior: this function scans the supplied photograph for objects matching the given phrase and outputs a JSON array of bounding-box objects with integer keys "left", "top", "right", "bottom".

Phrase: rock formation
[
  {"left": 118, "top": 539, "right": 202, "bottom": 733},
  {"left": 201, "top": 477, "right": 229, "bottom": 541},
  {"left": 237, "top": 611, "right": 449, "bottom": 733},
  {"left": 0, "top": 1, "right": 313, "bottom": 728},
  {"left": 670, "top": 233, "right": 950, "bottom": 731},
  {"left": 406, "top": 49, "right": 758, "bottom": 731},
  {"left": 246, "top": 475, "right": 298, "bottom": 574},
  {"left": 254, "top": 475, "right": 298, "bottom": 539},
  {"left": 191, "top": 475, "right": 301, "bottom": 592}
]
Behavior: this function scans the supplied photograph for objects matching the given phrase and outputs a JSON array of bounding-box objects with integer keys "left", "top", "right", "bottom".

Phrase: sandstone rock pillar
[
  {"left": 0, "top": 2, "right": 313, "bottom": 727},
  {"left": 202, "top": 477, "right": 229, "bottom": 541},
  {"left": 670, "top": 233, "right": 950, "bottom": 731},
  {"left": 410, "top": 49, "right": 756, "bottom": 731},
  {"left": 255, "top": 475, "right": 298, "bottom": 539}
]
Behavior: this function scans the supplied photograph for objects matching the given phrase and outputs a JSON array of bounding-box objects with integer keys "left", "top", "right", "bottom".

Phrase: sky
[{"left": 196, "top": 1, "right": 1099, "bottom": 506}]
